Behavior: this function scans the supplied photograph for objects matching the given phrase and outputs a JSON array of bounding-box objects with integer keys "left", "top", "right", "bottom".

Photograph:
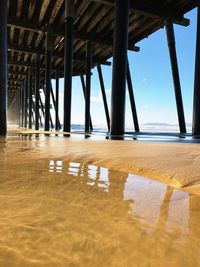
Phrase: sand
[
  {"left": 12, "top": 129, "right": 200, "bottom": 195},
  {"left": 0, "top": 130, "right": 199, "bottom": 266}
]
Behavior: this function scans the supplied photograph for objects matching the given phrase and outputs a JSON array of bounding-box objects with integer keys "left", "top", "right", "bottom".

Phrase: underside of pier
[{"left": 0, "top": 0, "right": 199, "bottom": 137}]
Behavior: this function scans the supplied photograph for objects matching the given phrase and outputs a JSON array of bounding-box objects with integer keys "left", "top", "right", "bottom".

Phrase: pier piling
[
  {"left": 63, "top": 0, "right": 75, "bottom": 133},
  {"left": 0, "top": 0, "right": 7, "bottom": 135},
  {"left": 35, "top": 54, "right": 40, "bottom": 131},
  {"left": 193, "top": 7, "right": 200, "bottom": 136},
  {"left": 55, "top": 72, "right": 60, "bottom": 130},
  {"left": 127, "top": 62, "right": 140, "bottom": 133},
  {"left": 45, "top": 32, "right": 52, "bottom": 131},
  {"left": 28, "top": 67, "right": 33, "bottom": 129},
  {"left": 110, "top": 0, "right": 130, "bottom": 137},
  {"left": 97, "top": 64, "right": 110, "bottom": 132},
  {"left": 166, "top": 21, "right": 186, "bottom": 134},
  {"left": 85, "top": 41, "right": 92, "bottom": 133}
]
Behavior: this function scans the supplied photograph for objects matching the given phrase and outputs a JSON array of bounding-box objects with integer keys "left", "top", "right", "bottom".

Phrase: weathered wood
[
  {"left": 8, "top": 19, "right": 140, "bottom": 52},
  {"left": 91, "top": 0, "right": 191, "bottom": 26},
  {"left": 8, "top": 44, "right": 112, "bottom": 66}
]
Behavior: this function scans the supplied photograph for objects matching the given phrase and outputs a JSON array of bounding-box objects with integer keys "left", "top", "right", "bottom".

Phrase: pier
[
  {"left": 1, "top": 2, "right": 200, "bottom": 266},
  {"left": 0, "top": 0, "right": 198, "bottom": 138}
]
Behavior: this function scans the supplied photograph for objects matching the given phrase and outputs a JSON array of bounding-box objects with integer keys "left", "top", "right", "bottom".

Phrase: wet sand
[
  {"left": 0, "top": 131, "right": 200, "bottom": 266},
  {"left": 13, "top": 129, "right": 200, "bottom": 194}
]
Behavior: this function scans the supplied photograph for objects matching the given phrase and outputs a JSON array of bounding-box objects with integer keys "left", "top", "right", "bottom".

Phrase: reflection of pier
[
  {"left": 47, "top": 158, "right": 200, "bottom": 264},
  {"left": 49, "top": 161, "right": 111, "bottom": 193},
  {"left": 48, "top": 159, "right": 197, "bottom": 244}
]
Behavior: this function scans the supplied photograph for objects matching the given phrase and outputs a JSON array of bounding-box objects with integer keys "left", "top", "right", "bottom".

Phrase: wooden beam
[
  {"left": 8, "top": 84, "right": 21, "bottom": 88},
  {"left": 90, "top": 0, "right": 191, "bottom": 26},
  {"left": 8, "top": 61, "right": 87, "bottom": 79},
  {"left": 9, "top": 71, "right": 27, "bottom": 76},
  {"left": 7, "top": 19, "right": 140, "bottom": 52},
  {"left": 8, "top": 77, "right": 23, "bottom": 82},
  {"left": 8, "top": 44, "right": 112, "bottom": 66},
  {"left": 8, "top": 60, "right": 60, "bottom": 72},
  {"left": 8, "top": 87, "right": 21, "bottom": 91}
]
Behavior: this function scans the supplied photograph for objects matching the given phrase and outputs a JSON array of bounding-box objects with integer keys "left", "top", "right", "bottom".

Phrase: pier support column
[
  {"left": 50, "top": 83, "right": 61, "bottom": 128},
  {"left": 21, "top": 84, "right": 24, "bottom": 127},
  {"left": 14, "top": 98, "right": 17, "bottom": 125},
  {"left": 110, "top": 0, "right": 130, "bottom": 137},
  {"left": 16, "top": 95, "right": 18, "bottom": 126},
  {"left": 23, "top": 80, "right": 26, "bottom": 128},
  {"left": 28, "top": 67, "right": 33, "bottom": 129},
  {"left": 19, "top": 88, "right": 22, "bottom": 127},
  {"left": 97, "top": 64, "right": 110, "bottom": 131},
  {"left": 45, "top": 32, "right": 52, "bottom": 131},
  {"left": 127, "top": 63, "right": 140, "bottom": 133},
  {"left": 80, "top": 75, "right": 93, "bottom": 131},
  {"left": 85, "top": 41, "right": 92, "bottom": 133},
  {"left": 193, "top": 7, "right": 200, "bottom": 136},
  {"left": 166, "top": 21, "right": 186, "bottom": 134},
  {"left": 0, "top": 0, "right": 7, "bottom": 135},
  {"left": 35, "top": 54, "right": 40, "bottom": 130},
  {"left": 20, "top": 89, "right": 23, "bottom": 127},
  {"left": 43, "top": 85, "right": 54, "bottom": 129},
  {"left": 18, "top": 90, "right": 21, "bottom": 127},
  {"left": 63, "top": 0, "right": 75, "bottom": 133},
  {"left": 24, "top": 75, "right": 28, "bottom": 128},
  {"left": 17, "top": 96, "right": 19, "bottom": 126},
  {"left": 55, "top": 72, "right": 60, "bottom": 130},
  {"left": 16, "top": 91, "right": 19, "bottom": 127},
  {"left": 39, "top": 91, "right": 45, "bottom": 124}
]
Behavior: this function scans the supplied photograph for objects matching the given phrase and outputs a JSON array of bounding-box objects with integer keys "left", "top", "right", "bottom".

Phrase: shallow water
[{"left": 0, "top": 134, "right": 200, "bottom": 267}]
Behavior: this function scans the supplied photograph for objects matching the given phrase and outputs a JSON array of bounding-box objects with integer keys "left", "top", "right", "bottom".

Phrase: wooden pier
[{"left": 0, "top": 0, "right": 199, "bottom": 138}]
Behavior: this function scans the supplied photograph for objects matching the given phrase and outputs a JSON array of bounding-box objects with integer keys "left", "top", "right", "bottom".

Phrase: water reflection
[
  {"left": 124, "top": 174, "right": 169, "bottom": 233},
  {"left": 48, "top": 159, "right": 192, "bottom": 239},
  {"left": 0, "top": 154, "right": 199, "bottom": 266},
  {"left": 49, "top": 161, "right": 110, "bottom": 192},
  {"left": 46, "top": 159, "right": 200, "bottom": 265}
]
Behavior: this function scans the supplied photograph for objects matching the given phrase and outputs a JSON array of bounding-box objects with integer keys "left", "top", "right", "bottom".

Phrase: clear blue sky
[{"left": 52, "top": 8, "right": 197, "bottom": 130}]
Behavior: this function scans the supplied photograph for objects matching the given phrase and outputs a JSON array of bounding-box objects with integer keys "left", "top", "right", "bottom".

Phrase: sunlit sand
[{"left": 0, "top": 130, "right": 199, "bottom": 266}]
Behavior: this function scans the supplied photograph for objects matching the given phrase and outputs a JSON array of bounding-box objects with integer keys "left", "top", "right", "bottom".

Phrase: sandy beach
[
  {"left": 0, "top": 131, "right": 199, "bottom": 266},
  {"left": 10, "top": 130, "right": 200, "bottom": 195}
]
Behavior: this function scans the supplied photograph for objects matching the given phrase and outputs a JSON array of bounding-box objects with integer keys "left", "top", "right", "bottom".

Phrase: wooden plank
[
  {"left": 8, "top": 44, "right": 112, "bottom": 65},
  {"left": 7, "top": 19, "right": 140, "bottom": 51},
  {"left": 16, "top": 0, "right": 23, "bottom": 19},
  {"left": 49, "top": 0, "right": 63, "bottom": 26},
  {"left": 20, "top": 0, "right": 30, "bottom": 21},
  {"left": 38, "top": 0, "right": 51, "bottom": 23},
  {"left": 41, "top": 1, "right": 57, "bottom": 26},
  {"left": 31, "top": 0, "right": 44, "bottom": 24}
]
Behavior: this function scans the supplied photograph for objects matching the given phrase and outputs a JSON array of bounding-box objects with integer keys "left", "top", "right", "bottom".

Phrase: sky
[{"left": 52, "top": 8, "right": 197, "bottom": 130}]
